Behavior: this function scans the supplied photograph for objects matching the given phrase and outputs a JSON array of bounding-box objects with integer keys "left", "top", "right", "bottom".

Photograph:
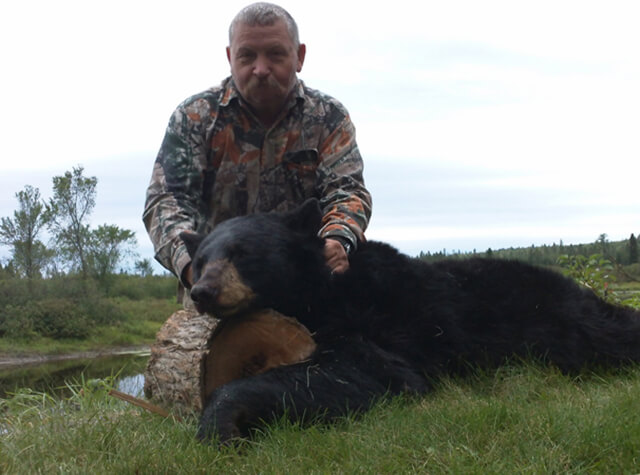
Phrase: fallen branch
[{"left": 108, "top": 389, "right": 182, "bottom": 422}]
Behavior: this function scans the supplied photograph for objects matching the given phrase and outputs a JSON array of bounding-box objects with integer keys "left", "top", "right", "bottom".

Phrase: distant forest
[{"left": 418, "top": 233, "right": 640, "bottom": 277}]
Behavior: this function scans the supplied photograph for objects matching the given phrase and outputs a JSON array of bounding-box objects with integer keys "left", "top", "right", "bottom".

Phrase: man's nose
[{"left": 253, "top": 55, "right": 270, "bottom": 77}]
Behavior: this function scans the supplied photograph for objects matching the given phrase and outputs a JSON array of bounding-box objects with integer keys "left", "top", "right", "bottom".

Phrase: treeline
[
  {"left": 0, "top": 166, "right": 157, "bottom": 285},
  {"left": 0, "top": 166, "right": 179, "bottom": 341},
  {"left": 419, "top": 233, "right": 640, "bottom": 270}
]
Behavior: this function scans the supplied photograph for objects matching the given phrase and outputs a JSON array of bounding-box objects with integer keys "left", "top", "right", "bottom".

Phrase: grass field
[
  {"left": 3, "top": 362, "right": 640, "bottom": 473},
  {"left": 2, "top": 279, "right": 639, "bottom": 473},
  {"left": 0, "top": 297, "right": 179, "bottom": 356}
]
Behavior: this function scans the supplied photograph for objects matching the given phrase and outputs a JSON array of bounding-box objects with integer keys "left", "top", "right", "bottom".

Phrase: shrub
[
  {"left": 0, "top": 279, "right": 30, "bottom": 307},
  {"left": 109, "top": 275, "right": 177, "bottom": 300},
  {"left": 625, "top": 263, "right": 640, "bottom": 280},
  {"left": 32, "top": 299, "right": 92, "bottom": 339},
  {"left": 1, "top": 299, "right": 92, "bottom": 340},
  {"left": 0, "top": 304, "right": 37, "bottom": 339},
  {"left": 557, "top": 254, "right": 616, "bottom": 302},
  {"left": 80, "top": 298, "right": 127, "bottom": 327},
  {"left": 43, "top": 275, "right": 101, "bottom": 301},
  {"left": 109, "top": 296, "right": 180, "bottom": 323}
]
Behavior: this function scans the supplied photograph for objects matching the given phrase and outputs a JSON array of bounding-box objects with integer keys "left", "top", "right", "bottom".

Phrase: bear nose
[{"left": 190, "top": 283, "right": 219, "bottom": 305}]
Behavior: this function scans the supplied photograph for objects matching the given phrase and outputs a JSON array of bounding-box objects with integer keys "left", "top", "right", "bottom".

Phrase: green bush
[
  {"left": 625, "top": 263, "right": 640, "bottom": 280},
  {"left": 0, "top": 274, "right": 177, "bottom": 307},
  {"left": 0, "top": 304, "right": 37, "bottom": 339},
  {"left": 0, "top": 279, "right": 30, "bottom": 307},
  {"left": 80, "top": 298, "right": 127, "bottom": 326},
  {"left": 109, "top": 275, "right": 177, "bottom": 300},
  {"left": 557, "top": 254, "right": 616, "bottom": 302},
  {"left": 35, "top": 299, "right": 92, "bottom": 339},
  {"left": 43, "top": 276, "right": 101, "bottom": 301},
  {"left": 108, "top": 296, "right": 180, "bottom": 323},
  {"left": 0, "top": 274, "right": 177, "bottom": 341},
  {"left": 8, "top": 299, "right": 92, "bottom": 340},
  {"left": 0, "top": 297, "right": 134, "bottom": 340}
]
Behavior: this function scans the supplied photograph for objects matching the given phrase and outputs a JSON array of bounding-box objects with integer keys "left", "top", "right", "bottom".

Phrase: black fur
[{"left": 190, "top": 199, "right": 640, "bottom": 444}]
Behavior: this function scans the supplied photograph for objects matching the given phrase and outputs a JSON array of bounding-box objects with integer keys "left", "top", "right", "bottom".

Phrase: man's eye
[{"left": 269, "top": 49, "right": 286, "bottom": 58}]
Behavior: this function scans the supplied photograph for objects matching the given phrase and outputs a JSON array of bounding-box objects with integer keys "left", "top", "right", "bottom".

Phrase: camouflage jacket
[{"left": 143, "top": 77, "right": 372, "bottom": 282}]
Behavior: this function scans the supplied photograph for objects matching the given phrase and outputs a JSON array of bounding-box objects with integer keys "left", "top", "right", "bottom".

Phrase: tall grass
[
  {"left": 0, "top": 273, "right": 180, "bottom": 351},
  {"left": 3, "top": 363, "right": 640, "bottom": 473},
  {"left": 0, "top": 296, "right": 180, "bottom": 355}
]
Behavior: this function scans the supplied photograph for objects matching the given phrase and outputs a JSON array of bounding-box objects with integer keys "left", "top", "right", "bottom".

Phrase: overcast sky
[{"left": 1, "top": 0, "right": 639, "bottom": 273}]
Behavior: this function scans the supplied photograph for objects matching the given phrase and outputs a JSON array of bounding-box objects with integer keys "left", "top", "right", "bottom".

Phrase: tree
[
  {"left": 134, "top": 258, "right": 155, "bottom": 277},
  {"left": 48, "top": 166, "right": 97, "bottom": 277},
  {"left": 0, "top": 185, "right": 53, "bottom": 281},
  {"left": 630, "top": 233, "right": 638, "bottom": 264},
  {"left": 597, "top": 233, "right": 609, "bottom": 257},
  {"left": 87, "top": 224, "right": 137, "bottom": 285}
]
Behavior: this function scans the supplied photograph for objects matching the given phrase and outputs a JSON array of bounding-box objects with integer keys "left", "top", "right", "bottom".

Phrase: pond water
[{"left": 0, "top": 352, "right": 148, "bottom": 399}]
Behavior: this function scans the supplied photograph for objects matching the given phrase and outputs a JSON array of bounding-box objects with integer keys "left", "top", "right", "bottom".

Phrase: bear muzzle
[
  {"left": 189, "top": 259, "right": 256, "bottom": 318},
  {"left": 189, "top": 283, "right": 220, "bottom": 312}
]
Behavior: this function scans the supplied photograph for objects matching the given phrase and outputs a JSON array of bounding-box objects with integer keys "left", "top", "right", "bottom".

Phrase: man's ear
[
  {"left": 296, "top": 43, "right": 306, "bottom": 72},
  {"left": 284, "top": 198, "right": 322, "bottom": 235},
  {"left": 180, "top": 231, "right": 205, "bottom": 258}
]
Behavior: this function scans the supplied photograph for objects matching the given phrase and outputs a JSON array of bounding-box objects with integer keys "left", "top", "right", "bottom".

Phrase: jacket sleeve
[
  {"left": 316, "top": 113, "right": 372, "bottom": 249},
  {"left": 142, "top": 102, "right": 209, "bottom": 283}
]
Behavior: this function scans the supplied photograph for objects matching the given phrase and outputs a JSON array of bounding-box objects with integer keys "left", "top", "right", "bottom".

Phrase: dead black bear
[{"left": 181, "top": 199, "right": 640, "bottom": 444}]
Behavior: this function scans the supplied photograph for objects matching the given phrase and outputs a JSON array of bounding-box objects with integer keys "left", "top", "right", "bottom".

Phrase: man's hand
[{"left": 324, "top": 238, "right": 349, "bottom": 274}]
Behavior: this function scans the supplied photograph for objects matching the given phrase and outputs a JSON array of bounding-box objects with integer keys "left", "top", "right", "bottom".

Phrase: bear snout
[
  {"left": 188, "top": 259, "right": 257, "bottom": 318},
  {"left": 190, "top": 283, "right": 220, "bottom": 311}
]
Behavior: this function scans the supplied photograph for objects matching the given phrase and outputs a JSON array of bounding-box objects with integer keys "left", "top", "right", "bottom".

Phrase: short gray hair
[{"left": 229, "top": 2, "right": 300, "bottom": 47}]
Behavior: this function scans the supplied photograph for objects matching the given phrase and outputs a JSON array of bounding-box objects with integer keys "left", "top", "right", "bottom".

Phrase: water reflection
[
  {"left": 0, "top": 352, "right": 148, "bottom": 399},
  {"left": 116, "top": 373, "right": 146, "bottom": 397}
]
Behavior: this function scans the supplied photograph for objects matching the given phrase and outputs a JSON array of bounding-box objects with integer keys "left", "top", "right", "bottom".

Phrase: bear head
[{"left": 181, "top": 199, "right": 329, "bottom": 318}]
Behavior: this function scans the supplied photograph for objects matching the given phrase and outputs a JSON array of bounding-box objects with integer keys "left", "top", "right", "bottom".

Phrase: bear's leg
[{"left": 197, "top": 339, "right": 428, "bottom": 444}]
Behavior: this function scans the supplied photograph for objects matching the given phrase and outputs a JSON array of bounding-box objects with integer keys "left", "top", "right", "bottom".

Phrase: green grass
[
  {"left": 3, "top": 363, "right": 640, "bottom": 473},
  {"left": 0, "top": 297, "right": 179, "bottom": 356}
]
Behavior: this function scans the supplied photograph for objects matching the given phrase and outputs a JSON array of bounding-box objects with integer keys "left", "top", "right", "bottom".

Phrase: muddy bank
[{"left": 0, "top": 346, "right": 150, "bottom": 369}]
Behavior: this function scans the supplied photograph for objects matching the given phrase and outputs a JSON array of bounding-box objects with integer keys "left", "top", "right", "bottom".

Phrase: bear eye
[
  {"left": 193, "top": 257, "right": 205, "bottom": 274},
  {"left": 228, "top": 244, "right": 247, "bottom": 260}
]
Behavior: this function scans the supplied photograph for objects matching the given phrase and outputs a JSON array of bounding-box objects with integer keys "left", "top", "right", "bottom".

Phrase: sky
[{"left": 1, "top": 0, "right": 639, "bottom": 274}]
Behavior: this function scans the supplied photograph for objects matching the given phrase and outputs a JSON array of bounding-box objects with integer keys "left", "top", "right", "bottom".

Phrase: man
[{"left": 143, "top": 2, "right": 372, "bottom": 300}]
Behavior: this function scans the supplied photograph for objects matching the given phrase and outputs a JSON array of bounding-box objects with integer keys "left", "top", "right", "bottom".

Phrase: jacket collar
[{"left": 220, "top": 76, "right": 305, "bottom": 110}]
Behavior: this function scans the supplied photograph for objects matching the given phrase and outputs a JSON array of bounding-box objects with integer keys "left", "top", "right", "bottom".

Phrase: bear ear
[
  {"left": 180, "top": 231, "right": 206, "bottom": 258},
  {"left": 284, "top": 198, "right": 322, "bottom": 235}
]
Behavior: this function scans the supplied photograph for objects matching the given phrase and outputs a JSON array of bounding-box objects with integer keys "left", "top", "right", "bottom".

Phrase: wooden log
[
  {"left": 144, "top": 308, "right": 316, "bottom": 413},
  {"left": 143, "top": 309, "right": 216, "bottom": 413}
]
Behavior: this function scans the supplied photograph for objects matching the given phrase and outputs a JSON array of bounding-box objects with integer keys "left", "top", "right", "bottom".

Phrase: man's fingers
[{"left": 324, "top": 239, "right": 349, "bottom": 273}]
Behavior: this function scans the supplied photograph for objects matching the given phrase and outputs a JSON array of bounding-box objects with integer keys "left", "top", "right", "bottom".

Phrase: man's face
[{"left": 227, "top": 20, "right": 306, "bottom": 122}]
